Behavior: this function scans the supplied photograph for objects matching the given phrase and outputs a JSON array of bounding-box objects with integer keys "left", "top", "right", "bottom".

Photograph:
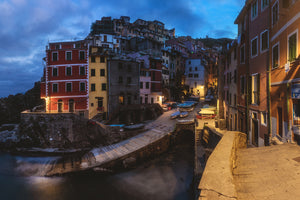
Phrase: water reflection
[{"left": 0, "top": 133, "right": 194, "bottom": 200}]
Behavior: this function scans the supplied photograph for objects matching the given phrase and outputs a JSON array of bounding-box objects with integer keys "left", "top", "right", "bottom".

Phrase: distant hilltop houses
[{"left": 40, "top": 16, "right": 220, "bottom": 120}]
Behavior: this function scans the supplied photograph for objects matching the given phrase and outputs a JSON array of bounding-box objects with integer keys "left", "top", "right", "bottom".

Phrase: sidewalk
[{"left": 234, "top": 143, "right": 300, "bottom": 200}]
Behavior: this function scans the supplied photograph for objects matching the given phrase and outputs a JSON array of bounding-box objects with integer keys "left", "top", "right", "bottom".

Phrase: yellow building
[{"left": 88, "top": 46, "right": 108, "bottom": 119}]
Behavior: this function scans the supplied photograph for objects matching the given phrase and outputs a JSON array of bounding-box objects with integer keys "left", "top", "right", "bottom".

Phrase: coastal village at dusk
[{"left": 0, "top": 0, "right": 300, "bottom": 199}]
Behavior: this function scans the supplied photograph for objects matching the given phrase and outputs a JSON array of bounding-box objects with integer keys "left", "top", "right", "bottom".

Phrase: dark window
[
  {"left": 262, "top": 0, "right": 269, "bottom": 9},
  {"left": 55, "top": 44, "right": 60, "bottom": 50},
  {"left": 100, "top": 69, "right": 105, "bottom": 76},
  {"left": 66, "top": 66, "right": 72, "bottom": 76},
  {"left": 66, "top": 83, "right": 72, "bottom": 92},
  {"left": 194, "top": 74, "right": 199, "bottom": 78},
  {"left": 195, "top": 67, "right": 198, "bottom": 71},
  {"left": 152, "top": 71, "right": 156, "bottom": 80},
  {"left": 151, "top": 98, "right": 154, "bottom": 104},
  {"left": 102, "top": 83, "right": 106, "bottom": 91},
  {"left": 91, "top": 83, "right": 95, "bottom": 91},
  {"left": 52, "top": 52, "right": 58, "bottom": 61},
  {"left": 75, "top": 43, "right": 81, "bottom": 48},
  {"left": 261, "top": 31, "right": 269, "bottom": 51},
  {"left": 251, "top": 37, "right": 258, "bottom": 57},
  {"left": 272, "top": 2, "right": 279, "bottom": 25},
  {"left": 188, "top": 61, "right": 191, "bottom": 64},
  {"left": 140, "top": 82, "right": 143, "bottom": 89},
  {"left": 80, "top": 66, "right": 85, "bottom": 75},
  {"left": 234, "top": 47, "right": 237, "bottom": 59},
  {"left": 80, "top": 51, "right": 85, "bottom": 60},
  {"left": 80, "top": 82, "right": 85, "bottom": 91},
  {"left": 127, "top": 96, "right": 131, "bottom": 105},
  {"left": 189, "top": 67, "right": 192, "bottom": 72},
  {"left": 241, "top": 45, "right": 245, "bottom": 63},
  {"left": 118, "top": 62, "right": 123, "bottom": 70},
  {"left": 66, "top": 52, "right": 72, "bottom": 61},
  {"left": 104, "top": 35, "right": 107, "bottom": 42},
  {"left": 272, "top": 44, "right": 279, "bottom": 68},
  {"left": 128, "top": 64, "right": 132, "bottom": 72},
  {"left": 289, "top": 33, "right": 297, "bottom": 62},
  {"left": 91, "top": 56, "right": 95, "bottom": 63},
  {"left": 91, "top": 69, "right": 95, "bottom": 76},
  {"left": 119, "top": 76, "right": 123, "bottom": 83},
  {"left": 100, "top": 57, "right": 105, "bottom": 63},
  {"left": 241, "top": 76, "right": 245, "bottom": 94},
  {"left": 234, "top": 94, "right": 237, "bottom": 106},
  {"left": 146, "top": 82, "right": 149, "bottom": 89},
  {"left": 234, "top": 70, "right": 237, "bottom": 83},
  {"left": 188, "top": 74, "right": 193, "bottom": 77},
  {"left": 127, "top": 77, "right": 132, "bottom": 84},
  {"left": 53, "top": 68, "right": 58, "bottom": 76},
  {"left": 251, "top": 1, "right": 257, "bottom": 19},
  {"left": 53, "top": 83, "right": 58, "bottom": 93}
]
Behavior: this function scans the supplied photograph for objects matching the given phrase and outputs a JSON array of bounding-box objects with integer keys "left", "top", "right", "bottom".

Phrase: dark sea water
[{"left": 0, "top": 135, "right": 194, "bottom": 200}]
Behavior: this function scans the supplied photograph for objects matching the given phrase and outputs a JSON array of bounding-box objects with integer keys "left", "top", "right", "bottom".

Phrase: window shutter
[
  {"left": 257, "top": 74, "right": 260, "bottom": 105},
  {"left": 249, "top": 76, "right": 252, "bottom": 105}
]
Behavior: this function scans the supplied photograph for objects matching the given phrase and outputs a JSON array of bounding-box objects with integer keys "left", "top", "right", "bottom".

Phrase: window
[
  {"left": 272, "top": 43, "right": 279, "bottom": 69},
  {"left": 91, "top": 69, "right": 95, "bottom": 76},
  {"left": 229, "top": 93, "right": 232, "bottom": 105},
  {"left": 127, "top": 77, "right": 132, "bottom": 84},
  {"left": 128, "top": 96, "right": 132, "bottom": 105},
  {"left": 288, "top": 32, "right": 297, "bottom": 62},
  {"left": 66, "top": 51, "right": 72, "bottom": 61},
  {"left": 272, "top": 2, "right": 279, "bottom": 25},
  {"left": 251, "top": 1, "right": 258, "bottom": 20},
  {"left": 80, "top": 82, "right": 85, "bottom": 91},
  {"left": 146, "top": 82, "right": 149, "bottom": 89},
  {"left": 189, "top": 67, "right": 192, "bottom": 72},
  {"left": 140, "top": 82, "right": 143, "bottom": 89},
  {"left": 66, "top": 66, "right": 72, "bottom": 76},
  {"left": 251, "top": 74, "right": 260, "bottom": 105},
  {"left": 118, "top": 62, "right": 123, "bottom": 70},
  {"left": 55, "top": 44, "right": 60, "bottom": 50},
  {"left": 91, "top": 83, "right": 95, "bottom": 91},
  {"left": 100, "top": 69, "right": 105, "bottom": 76},
  {"left": 188, "top": 74, "right": 193, "bottom": 77},
  {"left": 104, "top": 35, "right": 107, "bottom": 42},
  {"left": 261, "top": 30, "right": 269, "bottom": 52},
  {"left": 234, "top": 47, "right": 237, "bottom": 60},
  {"left": 293, "top": 99, "right": 300, "bottom": 126},
  {"left": 53, "top": 68, "right": 58, "bottom": 77},
  {"left": 80, "top": 66, "right": 85, "bottom": 76},
  {"left": 102, "top": 83, "right": 106, "bottom": 91},
  {"left": 52, "top": 52, "right": 58, "bottom": 61},
  {"left": 53, "top": 83, "right": 58, "bottom": 93},
  {"left": 66, "top": 83, "right": 72, "bottom": 92},
  {"left": 79, "top": 51, "right": 85, "bottom": 60},
  {"left": 234, "top": 70, "right": 237, "bottom": 83},
  {"left": 240, "top": 45, "right": 245, "bottom": 63},
  {"left": 119, "top": 96, "right": 124, "bottom": 104},
  {"left": 119, "top": 76, "right": 123, "bottom": 83},
  {"left": 75, "top": 43, "right": 81, "bottom": 48},
  {"left": 234, "top": 94, "right": 237, "bottom": 106},
  {"left": 100, "top": 57, "right": 105, "bottom": 63},
  {"left": 195, "top": 67, "right": 198, "bottom": 71},
  {"left": 261, "top": 0, "right": 269, "bottom": 11},
  {"left": 188, "top": 61, "right": 191, "bottom": 64},
  {"left": 194, "top": 74, "right": 199, "bottom": 78},
  {"left": 241, "top": 76, "right": 245, "bottom": 94},
  {"left": 261, "top": 112, "right": 267, "bottom": 126},
  {"left": 151, "top": 98, "right": 154, "bottom": 104},
  {"left": 251, "top": 37, "right": 258, "bottom": 57},
  {"left": 91, "top": 56, "right": 95, "bottom": 63},
  {"left": 128, "top": 64, "right": 132, "bottom": 72}
]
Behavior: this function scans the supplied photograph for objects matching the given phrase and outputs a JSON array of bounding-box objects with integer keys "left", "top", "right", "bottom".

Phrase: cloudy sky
[{"left": 0, "top": 0, "right": 244, "bottom": 97}]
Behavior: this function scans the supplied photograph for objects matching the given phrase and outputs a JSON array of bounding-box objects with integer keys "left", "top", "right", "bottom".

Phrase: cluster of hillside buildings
[
  {"left": 220, "top": 0, "right": 300, "bottom": 146},
  {"left": 40, "top": 16, "right": 218, "bottom": 120}
]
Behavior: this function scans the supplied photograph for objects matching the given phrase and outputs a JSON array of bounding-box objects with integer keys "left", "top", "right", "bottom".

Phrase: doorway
[
  {"left": 58, "top": 99, "right": 63, "bottom": 113},
  {"left": 69, "top": 99, "right": 74, "bottom": 113}
]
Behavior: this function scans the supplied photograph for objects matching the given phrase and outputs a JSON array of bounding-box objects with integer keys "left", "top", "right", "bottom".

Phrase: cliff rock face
[{"left": 18, "top": 113, "right": 106, "bottom": 149}]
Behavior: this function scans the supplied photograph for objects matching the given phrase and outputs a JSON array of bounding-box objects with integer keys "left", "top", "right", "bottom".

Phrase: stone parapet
[{"left": 198, "top": 125, "right": 246, "bottom": 200}]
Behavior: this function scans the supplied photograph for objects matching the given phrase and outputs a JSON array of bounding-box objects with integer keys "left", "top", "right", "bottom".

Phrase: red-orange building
[
  {"left": 40, "top": 40, "right": 89, "bottom": 117},
  {"left": 269, "top": 0, "right": 300, "bottom": 142}
]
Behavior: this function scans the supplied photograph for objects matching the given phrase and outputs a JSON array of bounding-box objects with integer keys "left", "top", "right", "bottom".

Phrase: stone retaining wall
[{"left": 198, "top": 125, "right": 246, "bottom": 200}]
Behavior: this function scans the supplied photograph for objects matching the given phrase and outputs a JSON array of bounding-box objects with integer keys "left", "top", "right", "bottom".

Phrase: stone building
[{"left": 107, "top": 58, "right": 140, "bottom": 119}]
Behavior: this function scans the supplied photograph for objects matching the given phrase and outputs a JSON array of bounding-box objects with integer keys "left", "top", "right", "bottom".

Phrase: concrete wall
[{"left": 198, "top": 125, "right": 247, "bottom": 200}]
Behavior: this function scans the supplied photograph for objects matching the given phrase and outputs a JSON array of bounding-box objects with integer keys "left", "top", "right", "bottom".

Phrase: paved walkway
[{"left": 234, "top": 143, "right": 300, "bottom": 200}]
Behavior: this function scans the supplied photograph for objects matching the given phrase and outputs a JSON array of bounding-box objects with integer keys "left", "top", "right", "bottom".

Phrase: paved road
[{"left": 234, "top": 143, "right": 300, "bottom": 200}]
